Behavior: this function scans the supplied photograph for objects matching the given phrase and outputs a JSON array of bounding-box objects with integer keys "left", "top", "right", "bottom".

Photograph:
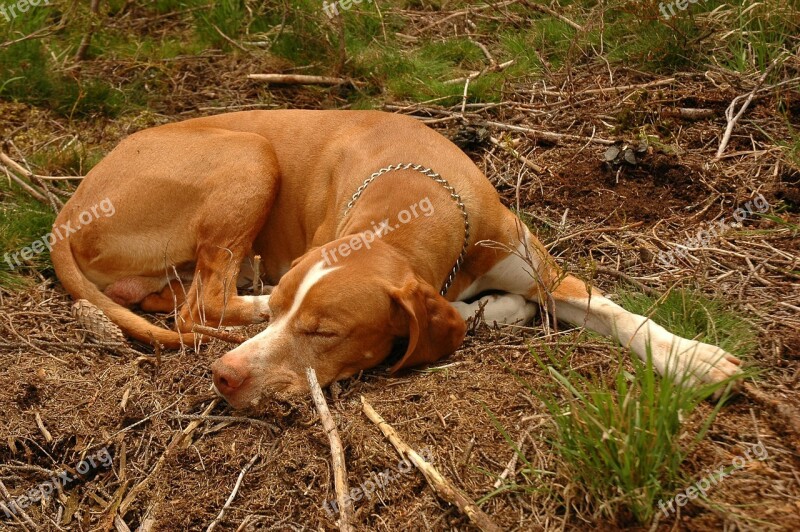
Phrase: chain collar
[{"left": 341, "top": 163, "right": 470, "bottom": 296}]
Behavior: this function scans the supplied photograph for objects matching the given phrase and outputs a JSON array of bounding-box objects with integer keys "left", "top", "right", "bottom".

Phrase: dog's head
[{"left": 210, "top": 237, "right": 466, "bottom": 410}]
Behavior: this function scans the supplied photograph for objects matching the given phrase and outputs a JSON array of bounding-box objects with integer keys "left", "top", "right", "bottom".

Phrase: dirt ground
[{"left": 2, "top": 44, "right": 800, "bottom": 532}]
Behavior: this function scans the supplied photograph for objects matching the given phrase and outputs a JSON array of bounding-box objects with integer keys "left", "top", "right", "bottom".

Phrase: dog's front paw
[{"left": 661, "top": 339, "right": 743, "bottom": 394}]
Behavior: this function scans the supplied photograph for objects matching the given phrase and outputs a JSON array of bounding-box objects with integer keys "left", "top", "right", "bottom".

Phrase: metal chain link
[{"left": 341, "top": 163, "right": 470, "bottom": 296}]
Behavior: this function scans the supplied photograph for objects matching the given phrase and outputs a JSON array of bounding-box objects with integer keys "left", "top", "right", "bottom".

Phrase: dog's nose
[{"left": 211, "top": 358, "right": 250, "bottom": 396}]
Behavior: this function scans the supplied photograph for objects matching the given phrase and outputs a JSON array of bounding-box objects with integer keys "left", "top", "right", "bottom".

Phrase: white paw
[
  {"left": 658, "top": 339, "right": 743, "bottom": 390},
  {"left": 452, "top": 294, "right": 537, "bottom": 326}
]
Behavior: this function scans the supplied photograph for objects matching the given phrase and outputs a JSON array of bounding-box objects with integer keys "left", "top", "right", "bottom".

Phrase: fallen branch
[
  {"left": 489, "top": 136, "right": 545, "bottom": 173},
  {"left": 593, "top": 265, "right": 660, "bottom": 298},
  {"left": 75, "top": 0, "right": 102, "bottom": 62},
  {"left": 192, "top": 324, "right": 248, "bottom": 345},
  {"left": 206, "top": 453, "right": 259, "bottom": 532},
  {"left": 476, "top": 120, "right": 615, "bottom": 145},
  {"left": 661, "top": 108, "right": 716, "bottom": 121},
  {"left": 715, "top": 61, "right": 778, "bottom": 160},
  {"left": 247, "top": 74, "right": 349, "bottom": 86},
  {"left": 412, "top": 0, "right": 520, "bottom": 34},
  {"left": 0, "top": 152, "right": 82, "bottom": 180},
  {"left": 307, "top": 368, "right": 354, "bottom": 532},
  {"left": 0, "top": 151, "right": 70, "bottom": 212},
  {"left": 545, "top": 221, "right": 644, "bottom": 250},
  {"left": 443, "top": 59, "right": 514, "bottom": 85},
  {"left": 0, "top": 479, "right": 36, "bottom": 530},
  {"left": 531, "top": 77, "right": 676, "bottom": 97},
  {"left": 35, "top": 412, "right": 53, "bottom": 443},
  {"left": 520, "top": 0, "right": 583, "bottom": 31},
  {"left": 170, "top": 413, "right": 279, "bottom": 432},
  {"left": 1, "top": 155, "right": 49, "bottom": 205},
  {"left": 361, "top": 397, "right": 502, "bottom": 532},
  {"left": 211, "top": 23, "right": 248, "bottom": 52},
  {"left": 493, "top": 433, "right": 524, "bottom": 489}
]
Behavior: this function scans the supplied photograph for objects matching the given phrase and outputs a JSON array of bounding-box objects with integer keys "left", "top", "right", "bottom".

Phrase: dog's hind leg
[
  {"left": 172, "top": 135, "right": 280, "bottom": 333},
  {"left": 176, "top": 245, "right": 273, "bottom": 332},
  {"left": 140, "top": 279, "right": 187, "bottom": 313},
  {"left": 546, "top": 273, "right": 742, "bottom": 388},
  {"left": 460, "top": 210, "right": 742, "bottom": 388}
]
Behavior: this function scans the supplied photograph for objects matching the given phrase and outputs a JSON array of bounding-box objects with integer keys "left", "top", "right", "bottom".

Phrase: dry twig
[
  {"left": 75, "top": 0, "right": 102, "bottom": 61},
  {"left": 206, "top": 454, "right": 259, "bottom": 532},
  {"left": 476, "top": 120, "right": 615, "bottom": 145},
  {"left": 307, "top": 368, "right": 354, "bottom": 532},
  {"left": 489, "top": 136, "right": 545, "bottom": 173},
  {"left": 715, "top": 61, "right": 779, "bottom": 159},
  {"left": 192, "top": 324, "right": 248, "bottom": 345},
  {"left": 361, "top": 397, "right": 502, "bottom": 532},
  {"left": 247, "top": 74, "right": 349, "bottom": 86}
]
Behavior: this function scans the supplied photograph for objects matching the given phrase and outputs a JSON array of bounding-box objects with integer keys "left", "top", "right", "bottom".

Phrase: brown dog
[{"left": 51, "top": 110, "right": 742, "bottom": 409}]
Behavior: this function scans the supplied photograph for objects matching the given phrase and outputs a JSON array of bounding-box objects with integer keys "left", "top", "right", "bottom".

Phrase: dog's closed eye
[
  {"left": 296, "top": 322, "right": 340, "bottom": 338},
  {"left": 305, "top": 329, "right": 338, "bottom": 338}
]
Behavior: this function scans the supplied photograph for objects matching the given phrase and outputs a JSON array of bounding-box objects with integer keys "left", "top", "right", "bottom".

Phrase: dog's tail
[{"left": 51, "top": 236, "right": 196, "bottom": 349}]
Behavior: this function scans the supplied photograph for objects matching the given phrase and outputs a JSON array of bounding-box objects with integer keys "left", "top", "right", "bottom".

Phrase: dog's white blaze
[{"left": 250, "top": 261, "right": 338, "bottom": 343}]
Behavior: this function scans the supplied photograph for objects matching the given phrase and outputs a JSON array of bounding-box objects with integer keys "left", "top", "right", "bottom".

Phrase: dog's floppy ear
[{"left": 389, "top": 278, "right": 467, "bottom": 373}]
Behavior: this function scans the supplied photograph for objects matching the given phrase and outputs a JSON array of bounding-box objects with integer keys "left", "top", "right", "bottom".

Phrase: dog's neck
[{"left": 336, "top": 173, "right": 467, "bottom": 295}]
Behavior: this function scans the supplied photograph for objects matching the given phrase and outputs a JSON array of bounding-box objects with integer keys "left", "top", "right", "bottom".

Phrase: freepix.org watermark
[
  {"left": 322, "top": 0, "right": 372, "bottom": 19},
  {"left": 658, "top": 442, "right": 768, "bottom": 517},
  {"left": 658, "top": 0, "right": 707, "bottom": 20},
  {"left": 321, "top": 197, "right": 434, "bottom": 266},
  {"left": 3, "top": 197, "right": 115, "bottom": 270},
  {"left": 322, "top": 447, "right": 433, "bottom": 517},
  {"left": 658, "top": 194, "right": 768, "bottom": 267},
  {"left": 1, "top": 447, "right": 113, "bottom": 519},
  {"left": 0, "top": 0, "right": 49, "bottom": 23}
]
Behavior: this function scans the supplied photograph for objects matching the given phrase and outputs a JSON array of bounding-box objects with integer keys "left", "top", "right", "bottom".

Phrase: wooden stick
[
  {"left": 545, "top": 221, "right": 644, "bottom": 250},
  {"left": 192, "top": 324, "right": 247, "bottom": 345},
  {"left": 1, "top": 159, "right": 49, "bottom": 204},
  {"left": 306, "top": 368, "right": 354, "bottom": 532},
  {"left": 531, "top": 77, "right": 676, "bottom": 97},
  {"left": 715, "top": 61, "right": 778, "bottom": 160},
  {"left": 0, "top": 152, "right": 82, "bottom": 180},
  {"left": 593, "top": 265, "right": 660, "bottom": 297},
  {"left": 75, "top": 0, "right": 102, "bottom": 61},
  {"left": 443, "top": 59, "right": 514, "bottom": 85},
  {"left": 35, "top": 412, "right": 53, "bottom": 443},
  {"left": 247, "top": 74, "right": 349, "bottom": 86},
  {"left": 361, "top": 397, "right": 502, "bottom": 532},
  {"left": 0, "top": 479, "right": 36, "bottom": 530},
  {"left": 211, "top": 23, "right": 248, "bottom": 52},
  {"left": 520, "top": 0, "right": 584, "bottom": 31},
  {"left": 661, "top": 108, "right": 716, "bottom": 120},
  {"left": 489, "top": 136, "right": 545, "bottom": 173},
  {"left": 206, "top": 454, "right": 259, "bottom": 532},
  {"left": 476, "top": 119, "right": 615, "bottom": 145}
]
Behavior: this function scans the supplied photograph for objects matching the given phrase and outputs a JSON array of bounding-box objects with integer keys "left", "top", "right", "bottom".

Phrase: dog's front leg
[
  {"left": 549, "top": 274, "right": 743, "bottom": 388},
  {"left": 451, "top": 294, "right": 537, "bottom": 326}
]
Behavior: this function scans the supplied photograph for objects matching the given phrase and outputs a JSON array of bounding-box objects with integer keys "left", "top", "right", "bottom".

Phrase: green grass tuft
[
  {"left": 0, "top": 192, "right": 56, "bottom": 288},
  {"left": 533, "top": 344, "right": 734, "bottom": 523}
]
